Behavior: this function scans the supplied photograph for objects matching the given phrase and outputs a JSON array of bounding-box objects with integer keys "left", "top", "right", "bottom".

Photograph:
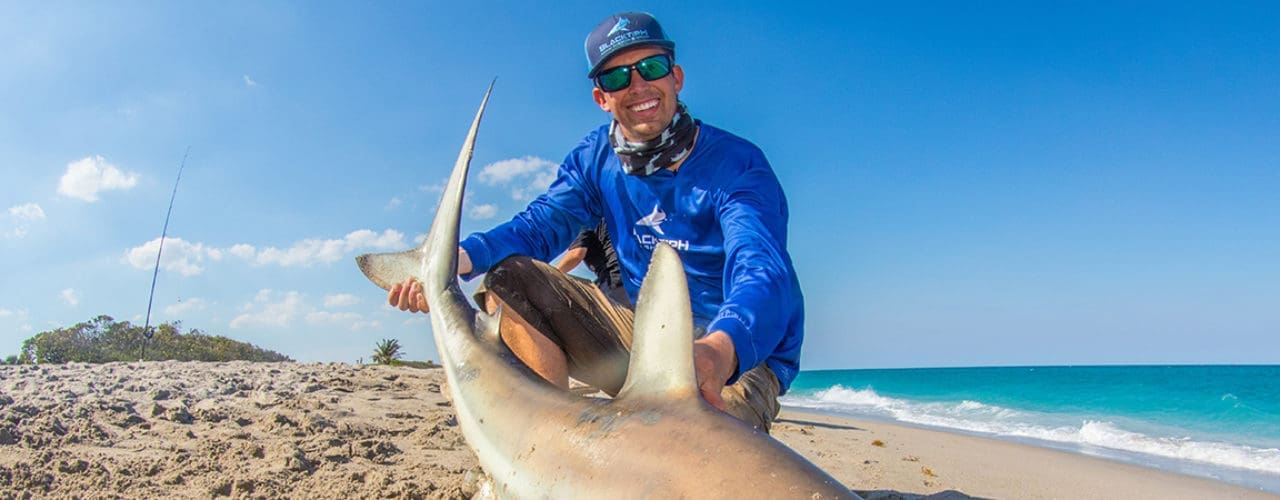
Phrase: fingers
[
  {"left": 410, "top": 281, "right": 429, "bottom": 313},
  {"left": 388, "top": 282, "right": 403, "bottom": 307},
  {"left": 389, "top": 278, "right": 430, "bottom": 313},
  {"left": 693, "top": 343, "right": 731, "bottom": 411}
]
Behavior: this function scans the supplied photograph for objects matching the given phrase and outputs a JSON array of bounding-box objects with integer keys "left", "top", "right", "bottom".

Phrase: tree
[
  {"left": 14, "top": 315, "right": 292, "bottom": 363},
  {"left": 372, "top": 339, "right": 403, "bottom": 365}
]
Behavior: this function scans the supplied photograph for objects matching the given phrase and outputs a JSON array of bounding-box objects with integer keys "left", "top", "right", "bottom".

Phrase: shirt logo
[
  {"left": 607, "top": 18, "right": 631, "bottom": 37},
  {"left": 632, "top": 205, "right": 690, "bottom": 252},
  {"left": 635, "top": 205, "right": 667, "bottom": 235}
]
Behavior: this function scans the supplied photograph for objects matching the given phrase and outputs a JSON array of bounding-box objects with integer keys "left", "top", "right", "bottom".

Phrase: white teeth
[{"left": 630, "top": 100, "right": 659, "bottom": 112}]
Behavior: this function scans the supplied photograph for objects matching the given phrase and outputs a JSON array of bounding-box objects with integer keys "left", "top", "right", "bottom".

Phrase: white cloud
[
  {"left": 468, "top": 203, "right": 499, "bottom": 220},
  {"left": 350, "top": 319, "right": 382, "bottom": 331},
  {"left": 58, "top": 156, "right": 139, "bottom": 202},
  {"left": 418, "top": 180, "right": 446, "bottom": 193},
  {"left": 385, "top": 197, "right": 402, "bottom": 210},
  {"left": 306, "top": 311, "right": 361, "bottom": 325},
  {"left": 243, "top": 75, "right": 258, "bottom": 87},
  {"left": 4, "top": 203, "right": 45, "bottom": 239},
  {"left": 323, "top": 294, "right": 359, "bottom": 308},
  {"left": 0, "top": 309, "right": 31, "bottom": 334},
  {"left": 229, "top": 244, "right": 256, "bottom": 259},
  {"left": 306, "top": 311, "right": 380, "bottom": 332},
  {"left": 230, "top": 289, "right": 305, "bottom": 329},
  {"left": 163, "top": 297, "right": 208, "bottom": 316},
  {"left": 478, "top": 156, "right": 558, "bottom": 201},
  {"left": 124, "top": 229, "right": 407, "bottom": 275},
  {"left": 125, "top": 237, "right": 224, "bottom": 276},
  {"left": 231, "top": 289, "right": 376, "bottom": 331},
  {"left": 247, "top": 229, "right": 406, "bottom": 267},
  {"left": 9, "top": 203, "right": 45, "bottom": 221},
  {"left": 479, "top": 156, "right": 557, "bottom": 184},
  {"left": 511, "top": 169, "right": 558, "bottom": 201},
  {"left": 60, "top": 288, "right": 79, "bottom": 306},
  {"left": 401, "top": 316, "right": 429, "bottom": 327}
]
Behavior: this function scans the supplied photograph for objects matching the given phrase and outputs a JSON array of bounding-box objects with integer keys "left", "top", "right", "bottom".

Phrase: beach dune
[{"left": 0, "top": 362, "right": 1272, "bottom": 499}]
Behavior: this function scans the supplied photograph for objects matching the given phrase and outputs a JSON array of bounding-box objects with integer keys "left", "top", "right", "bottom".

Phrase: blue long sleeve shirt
[{"left": 460, "top": 122, "right": 806, "bottom": 393}]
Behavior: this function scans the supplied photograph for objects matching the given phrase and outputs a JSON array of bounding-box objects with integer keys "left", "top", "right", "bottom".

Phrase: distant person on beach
[
  {"left": 555, "top": 223, "right": 629, "bottom": 306},
  {"left": 389, "top": 11, "right": 803, "bottom": 433}
]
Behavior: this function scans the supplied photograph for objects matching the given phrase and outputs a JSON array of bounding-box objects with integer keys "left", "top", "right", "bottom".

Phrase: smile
[{"left": 629, "top": 99, "right": 659, "bottom": 112}]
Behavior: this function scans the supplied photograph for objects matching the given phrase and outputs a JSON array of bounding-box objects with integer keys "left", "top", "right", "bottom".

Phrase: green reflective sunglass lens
[
  {"left": 598, "top": 68, "right": 631, "bottom": 91},
  {"left": 596, "top": 55, "right": 671, "bottom": 91},
  {"left": 636, "top": 57, "right": 671, "bottom": 80}
]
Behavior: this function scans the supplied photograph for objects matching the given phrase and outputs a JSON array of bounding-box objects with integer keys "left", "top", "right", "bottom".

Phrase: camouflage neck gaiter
[{"left": 609, "top": 102, "right": 697, "bottom": 176}]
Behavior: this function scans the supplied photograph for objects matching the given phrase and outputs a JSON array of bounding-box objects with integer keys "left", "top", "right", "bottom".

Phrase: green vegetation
[
  {"left": 365, "top": 339, "right": 438, "bottom": 369},
  {"left": 397, "top": 360, "right": 440, "bottom": 369},
  {"left": 363, "top": 338, "right": 439, "bottom": 369},
  {"left": 9, "top": 315, "right": 292, "bottom": 364},
  {"left": 371, "top": 338, "right": 403, "bottom": 365}
]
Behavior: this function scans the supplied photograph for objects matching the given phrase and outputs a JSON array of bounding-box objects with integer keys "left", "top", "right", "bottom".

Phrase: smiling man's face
[{"left": 592, "top": 46, "right": 685, "bottom": 142}]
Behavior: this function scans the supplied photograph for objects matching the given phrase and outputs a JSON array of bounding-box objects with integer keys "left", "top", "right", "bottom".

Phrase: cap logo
[
  {"left": 597, "top": 28, "right": 650, "bottom": 54},
  {"left": 607, "top": 18, "right": 631, "bottom": 37}
]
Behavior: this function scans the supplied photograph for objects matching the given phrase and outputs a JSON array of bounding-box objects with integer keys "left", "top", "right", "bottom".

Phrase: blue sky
[{"left": 2, "top": 2, "right": 1277, "bottom": 368}]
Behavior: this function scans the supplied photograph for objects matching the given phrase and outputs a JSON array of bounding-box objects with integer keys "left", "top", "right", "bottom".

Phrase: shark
[{"left": 355, "top": 82, "right": 858, "bottom": 499}]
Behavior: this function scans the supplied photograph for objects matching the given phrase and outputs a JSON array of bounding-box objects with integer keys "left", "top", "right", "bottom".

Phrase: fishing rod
[{"left": 140, "top": 147, "right": 190, "bottom": 362}]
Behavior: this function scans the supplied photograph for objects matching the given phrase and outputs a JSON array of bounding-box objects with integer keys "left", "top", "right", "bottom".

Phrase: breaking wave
[{"left": 781, "top": 385, "right": 1280, "bottom": 475}]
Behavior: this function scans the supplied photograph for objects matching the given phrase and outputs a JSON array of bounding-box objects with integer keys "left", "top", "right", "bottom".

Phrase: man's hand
[
  {"left": 693, "top": 330, "right": 738, "bottom": 411},
  {"left": 389, "top": 278, "right": 430, "bottom": 313}
]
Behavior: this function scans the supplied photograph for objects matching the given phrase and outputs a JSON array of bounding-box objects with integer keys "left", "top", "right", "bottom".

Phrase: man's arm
[
  {"left": 704, "top": 155, "right": 799, "bottom": 386},
  {"left": 457, "top": 142, "right": 601, "bottom": 280},
  {"left": 555, "top": 246, "right": 588, "bottom": 274}
]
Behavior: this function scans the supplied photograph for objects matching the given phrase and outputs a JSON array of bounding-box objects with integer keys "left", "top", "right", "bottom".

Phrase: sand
[{"left": 0, "top": 361, "right": 1274, "bottom": 499}]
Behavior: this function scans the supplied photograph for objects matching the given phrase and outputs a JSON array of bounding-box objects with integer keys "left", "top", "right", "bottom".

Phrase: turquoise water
[{"left": 780, "top": 365, "right": 1280, "bottom": 493}]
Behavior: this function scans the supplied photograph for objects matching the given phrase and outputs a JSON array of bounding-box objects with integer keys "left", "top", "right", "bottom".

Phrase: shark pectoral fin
[
  {"left": 616, "top": 244, "right": 700, "bottom": 402},
  {"left": 474, "top": 305, "right": 502, "bottom": 345},
  {"left": 355, "top": 248, "right": 426, "bottom": 291}
]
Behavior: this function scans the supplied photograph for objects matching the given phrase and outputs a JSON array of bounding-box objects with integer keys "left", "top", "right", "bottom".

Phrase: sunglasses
[{"left": 594, "top": 53, "right": 673, "bottom": 93}]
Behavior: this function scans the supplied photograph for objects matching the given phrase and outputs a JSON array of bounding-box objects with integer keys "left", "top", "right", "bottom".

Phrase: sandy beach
[{"left": 0, "top": 361, "right": 1273, "bottom": 499}]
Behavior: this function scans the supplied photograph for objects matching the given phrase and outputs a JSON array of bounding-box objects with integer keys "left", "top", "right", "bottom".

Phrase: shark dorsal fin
[{"left": 616, "top": 243, "right": 699, "bottom": 402}]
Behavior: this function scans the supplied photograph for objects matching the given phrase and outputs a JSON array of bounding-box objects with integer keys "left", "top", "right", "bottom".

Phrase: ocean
[{"left": 779, "top": 365, "right": 1280, "bottom": 493}]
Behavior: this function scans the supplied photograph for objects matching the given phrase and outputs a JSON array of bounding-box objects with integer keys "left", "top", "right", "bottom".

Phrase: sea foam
[{"left": 781, "top": 385, "right": 1280, "bottom": 475}]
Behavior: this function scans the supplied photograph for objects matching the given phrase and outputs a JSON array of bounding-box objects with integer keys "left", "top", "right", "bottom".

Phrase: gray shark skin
[{"left": 356, "top": 83, "right": 858, "bottom": 500}]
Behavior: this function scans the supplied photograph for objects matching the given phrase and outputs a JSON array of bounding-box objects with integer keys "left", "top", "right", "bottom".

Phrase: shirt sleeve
[
  {"left": 459, "top": 139, "right": 600, "bottom": 280},
  {"left": 704, "top": 152, "right": 799, "bottom": 384}
]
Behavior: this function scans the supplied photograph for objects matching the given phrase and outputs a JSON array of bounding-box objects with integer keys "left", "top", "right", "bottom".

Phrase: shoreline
[
  {"left": 784, "top": 405, "right": 1280, "bottom": 494},
  {"left": 1, "top": 361, "right": 1275, "bottom": 499},
  {"left": 774, "top": 408, "right": 1278, "bottom": 499}
]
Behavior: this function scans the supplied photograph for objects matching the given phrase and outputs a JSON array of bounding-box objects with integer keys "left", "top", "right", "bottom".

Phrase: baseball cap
[{"left": 584, "top": 12, "right": 676, "bottom": 78}]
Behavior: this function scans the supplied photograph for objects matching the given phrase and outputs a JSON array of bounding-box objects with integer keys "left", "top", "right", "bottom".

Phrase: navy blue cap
[{"left": 584, "top": 12, "right": 676, "bottom": 78}]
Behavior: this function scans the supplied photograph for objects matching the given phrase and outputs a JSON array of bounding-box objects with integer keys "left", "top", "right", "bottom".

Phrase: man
[
  {"left": 390, "top": 12, "right": 803, "bottom": 432},
  {"left": 555, "top": 222, "right": 629, "bottom": 305}
]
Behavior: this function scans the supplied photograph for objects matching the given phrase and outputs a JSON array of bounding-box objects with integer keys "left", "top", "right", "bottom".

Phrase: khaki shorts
[{"left": 475, "top": 255, "right": 782, "bottom": 432}]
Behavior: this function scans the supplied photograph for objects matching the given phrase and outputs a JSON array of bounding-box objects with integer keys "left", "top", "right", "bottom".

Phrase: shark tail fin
[
  {"left": 616, "top": 243, "right": 699, "bottom": 403},
  {"left": 356, "top": 247, "right": 427, "bottom": 291}
]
